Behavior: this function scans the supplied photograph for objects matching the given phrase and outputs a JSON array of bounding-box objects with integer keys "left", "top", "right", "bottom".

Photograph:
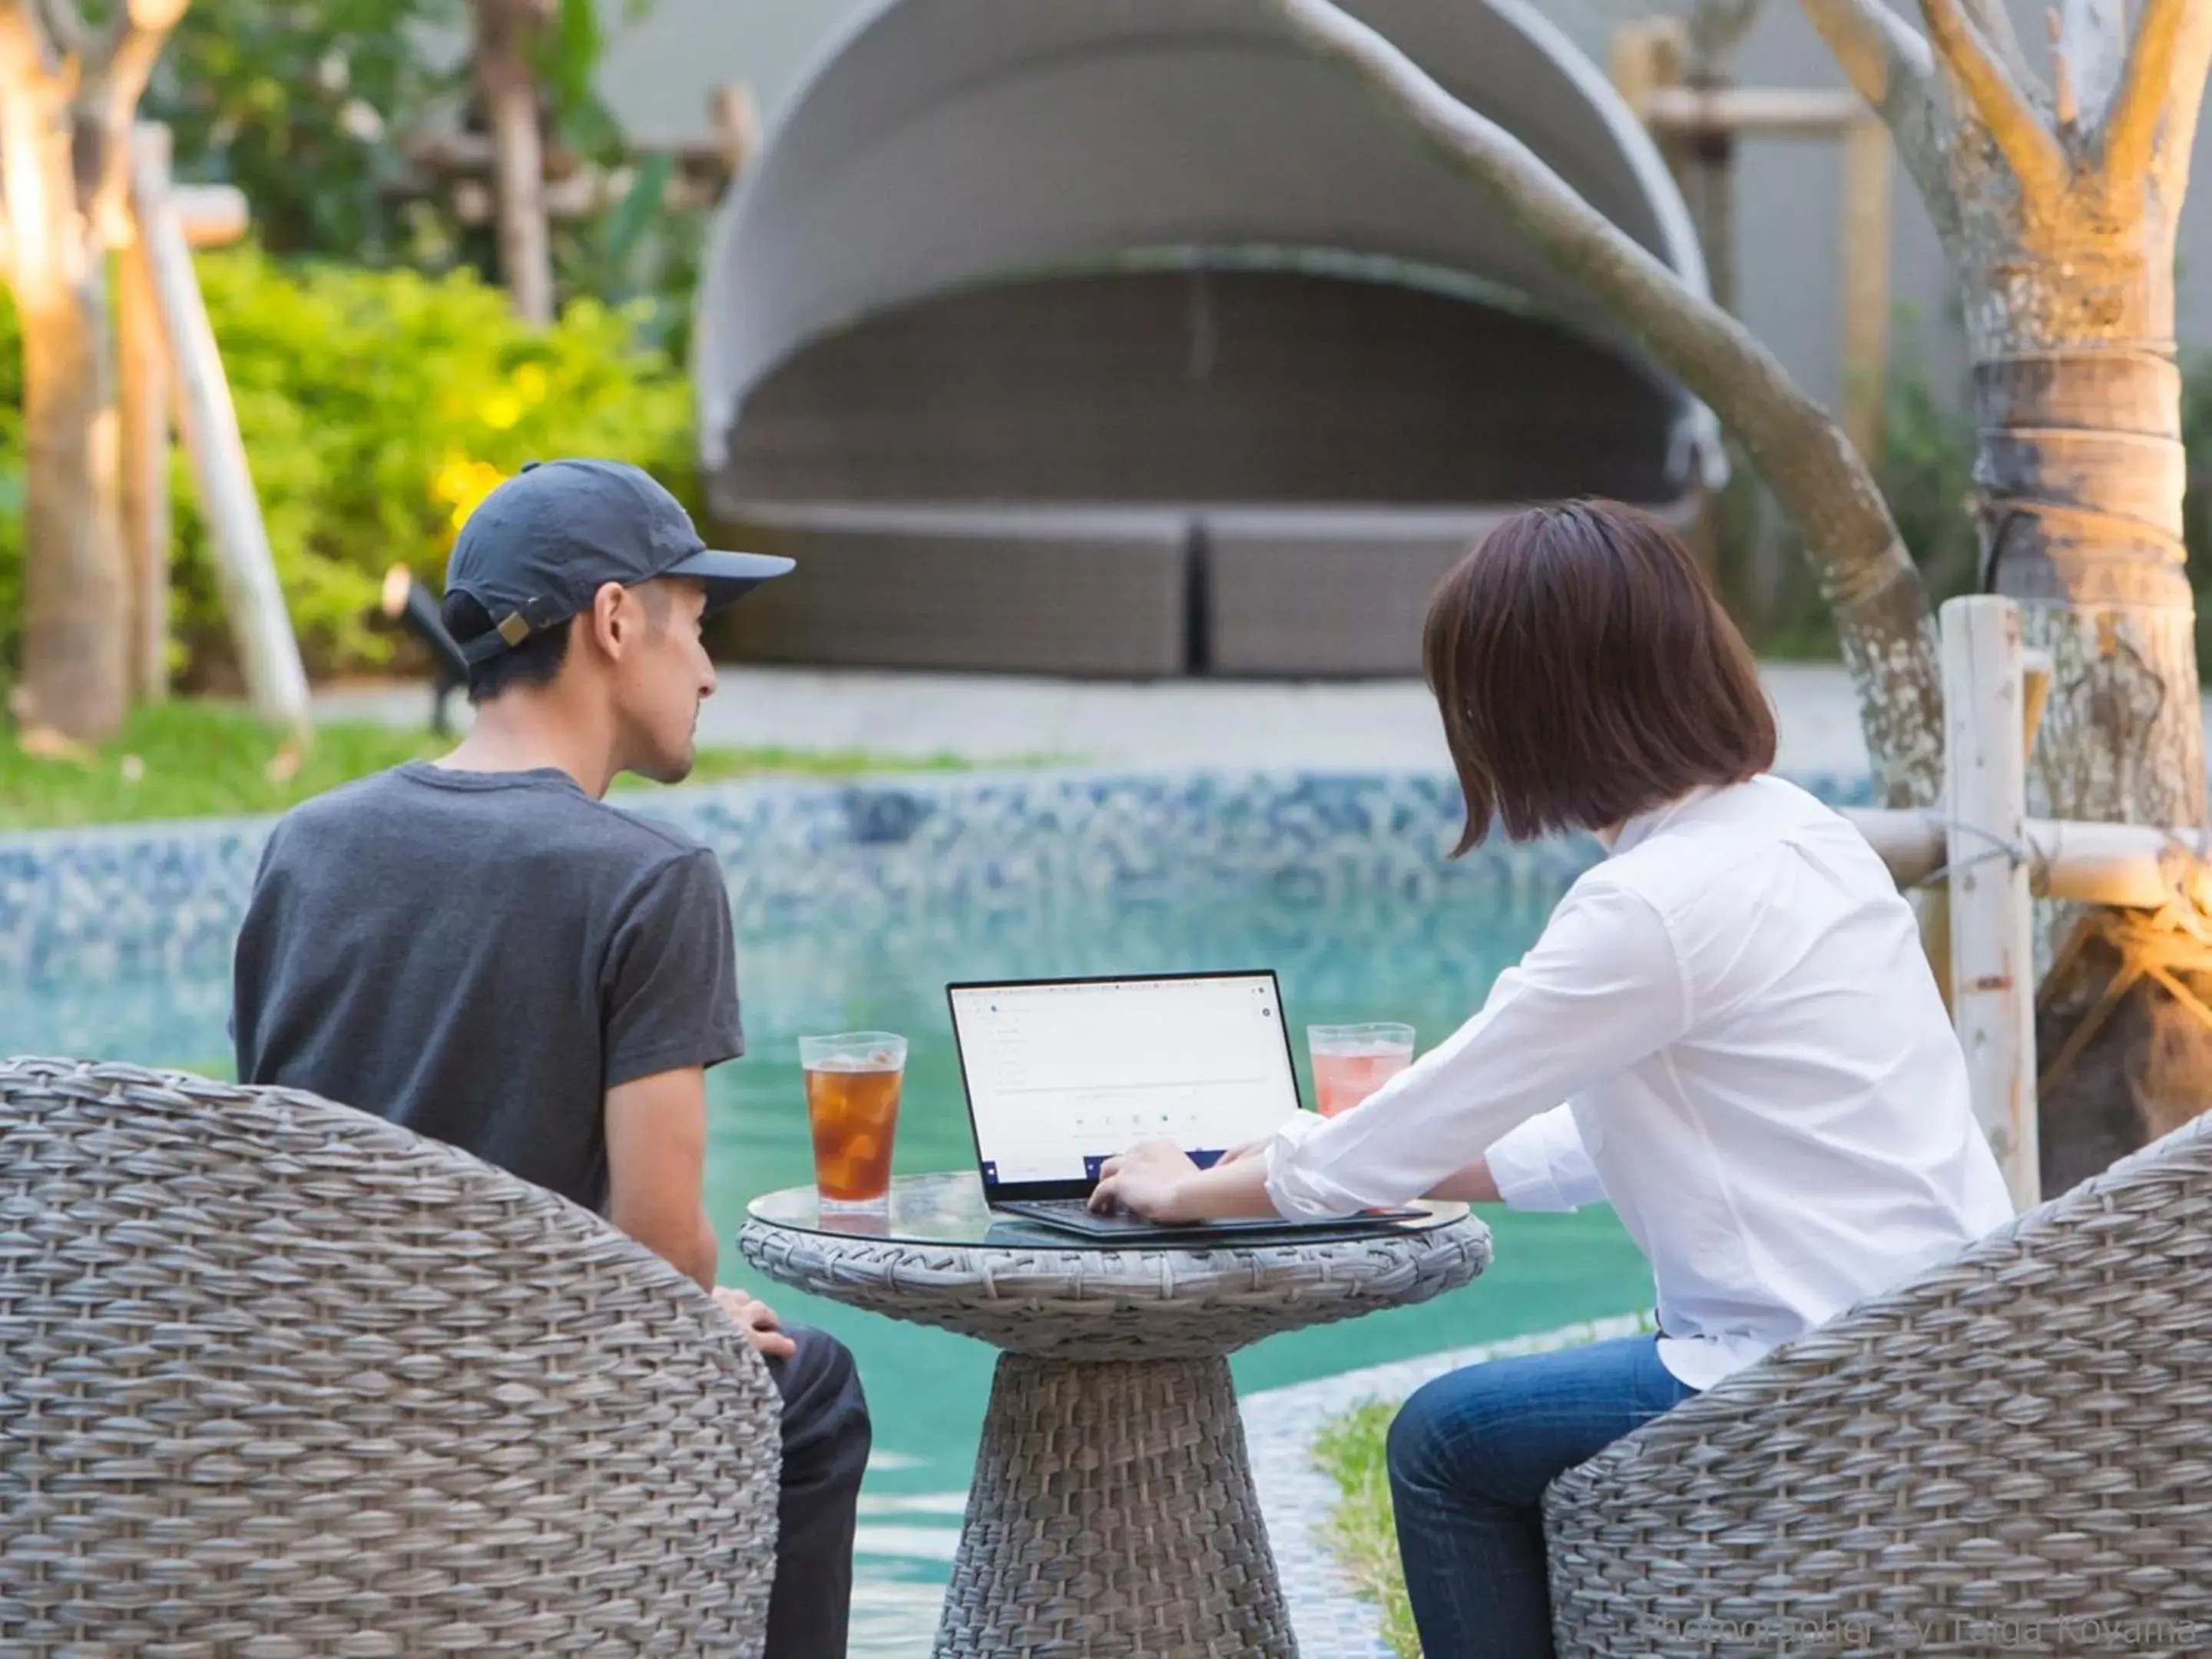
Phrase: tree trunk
[
  {"left": 0, "top": 0, "right": 195, "bottom": 743},
  {"left": 1791, "top": 0, "right": 2212, "bottom": 1194},
  {"left": 1955, "top": 126, "right": 2194, "bottom": 1194},
  {"left": 476, "top": 0, "right": 554, "bottom": 326},
  {"left": 1927, "top": 25, "right": 2212, "bottom": 1190},
  {"left": 1985, "top": 346, "right": 2200, "bottom": 833},
  {"left": 1971, "top": 240, "right": 2210, "bottom": 1194},
  {"left": 19, "top": 281, "right": 130, "bottom": 741}
]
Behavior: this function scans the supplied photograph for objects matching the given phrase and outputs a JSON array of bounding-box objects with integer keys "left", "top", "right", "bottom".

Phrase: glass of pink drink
[{"left": 1307, "top": 1023, "right": 1416, "bottom": 1118}]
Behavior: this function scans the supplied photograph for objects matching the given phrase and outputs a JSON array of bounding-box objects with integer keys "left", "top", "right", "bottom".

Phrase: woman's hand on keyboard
[{"left": 1090, "top": 1141, "right": 1204, "bottom": 1224}]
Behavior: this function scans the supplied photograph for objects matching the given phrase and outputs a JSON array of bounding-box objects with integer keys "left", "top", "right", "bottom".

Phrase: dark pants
[
  {"left": 762, "top": 1326, "right": 872, "bottom": 1659},
  {"left": 1386, "top": 1336, "right": 1696, "bottom": 1658}
]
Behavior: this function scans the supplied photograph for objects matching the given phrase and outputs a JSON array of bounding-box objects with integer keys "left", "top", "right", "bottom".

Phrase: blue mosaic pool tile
[
  {"left": 0, "top": 820, "right": 262, "bottom": 986},
  {"left": 0, "top": 768, "right": 1873, "bottom": 988}
]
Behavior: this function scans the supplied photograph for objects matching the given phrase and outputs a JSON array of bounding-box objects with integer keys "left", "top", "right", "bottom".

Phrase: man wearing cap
[{"left": 232, "top": 460, "right": 869, "bottom": 1657}]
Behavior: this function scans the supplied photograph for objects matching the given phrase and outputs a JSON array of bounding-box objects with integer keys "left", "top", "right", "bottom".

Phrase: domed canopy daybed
[{"left": 693, "top": 0, "right": 1719, "bottom": 676}]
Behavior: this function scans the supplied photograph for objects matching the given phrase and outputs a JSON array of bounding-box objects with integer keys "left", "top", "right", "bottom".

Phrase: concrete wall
[
  {"left": 594, "top": 0, "right": 872, "bottom": 138},
  {"left": 594, "top": 0, "right": 2212, "bottom": 410}
]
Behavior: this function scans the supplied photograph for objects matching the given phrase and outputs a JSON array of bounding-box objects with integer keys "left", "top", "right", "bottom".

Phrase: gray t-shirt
[{"left": 231, "top": 762, "right": 744, "bottom": 1213}]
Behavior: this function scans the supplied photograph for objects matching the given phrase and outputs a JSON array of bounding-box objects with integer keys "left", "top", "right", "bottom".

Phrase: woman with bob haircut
[{"left": 1094, "top": 499, "right": 2013, "bottom": 1657}]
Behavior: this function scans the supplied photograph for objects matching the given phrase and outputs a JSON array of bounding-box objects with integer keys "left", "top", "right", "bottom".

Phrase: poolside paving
[{"left": 316, "top": 661, "right": 1878, "bottom": 776}]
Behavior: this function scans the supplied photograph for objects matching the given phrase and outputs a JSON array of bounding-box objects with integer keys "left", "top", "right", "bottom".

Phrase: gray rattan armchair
[
  {"left": 0, "top": 1057, "right": 781, "bottom": 1657},
  {"left": 1544, "top": 1111, "right": 2212, "bottom": 1658}
]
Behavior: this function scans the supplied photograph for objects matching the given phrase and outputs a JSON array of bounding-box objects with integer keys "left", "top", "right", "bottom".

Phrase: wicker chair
[
  {"left": 1543, "top": 1110, "right": 2212, "bottom": 1659},
  {"left": 0, "top": 1057, "right": 782, "bottom": 1657}
]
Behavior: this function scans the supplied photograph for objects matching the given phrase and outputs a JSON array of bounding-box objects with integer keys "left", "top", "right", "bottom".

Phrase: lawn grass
[
  {"left": 1311, "top": 1399, "right": 1423, "bottom": 1658},
  {"left": 1310, "top": 1312, "right": 1663, "bottom": 1659},
  {"left": 0, "top": 701, "right": 981, "bottom": 831}
]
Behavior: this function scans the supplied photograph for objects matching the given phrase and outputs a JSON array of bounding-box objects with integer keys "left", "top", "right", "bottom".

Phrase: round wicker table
[{"left": 740, "top": 1172, "right": 1492, "bottom": 1658}]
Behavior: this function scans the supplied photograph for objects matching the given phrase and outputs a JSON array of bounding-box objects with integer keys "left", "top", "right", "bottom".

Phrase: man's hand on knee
[{"left": 711, "top": 1286, "right": 800, "bottom": 1359}]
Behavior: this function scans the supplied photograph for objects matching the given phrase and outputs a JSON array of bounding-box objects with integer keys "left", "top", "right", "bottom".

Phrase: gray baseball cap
[{"left": 445, "top": 459, "right": 793, "bottom": 664}]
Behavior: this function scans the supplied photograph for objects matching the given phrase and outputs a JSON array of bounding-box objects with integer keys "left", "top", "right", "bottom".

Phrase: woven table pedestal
[
  {"left": 742, "top": 1172, "right": 1492, "bottom": 1658},
  {"left": 938, "top": 1354, "right": 1291, "bottom": 1658}
]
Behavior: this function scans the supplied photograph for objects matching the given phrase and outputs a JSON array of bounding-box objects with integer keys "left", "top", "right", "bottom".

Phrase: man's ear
[{"left": 584, "top": 580, "right": 633, "bottom": 661}]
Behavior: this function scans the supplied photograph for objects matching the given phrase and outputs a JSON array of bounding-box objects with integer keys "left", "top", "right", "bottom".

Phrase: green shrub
[
  {"left": 0, "top": 246, "right": 694, "bottom": 684},
  {"left": 1872, "top": 336, "right": 1981, "bottom": 614},
  {"left": 147, "top": 0, "right": 466, "bottom": 267}
]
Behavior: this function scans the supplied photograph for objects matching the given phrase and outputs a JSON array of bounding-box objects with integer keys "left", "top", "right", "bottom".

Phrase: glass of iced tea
[
  {"left": 1308, "top": 1023, "right": 1416, "bottom": 1118},
  {"left": 800, "top": 1031, "right": 907, "bottom": 1209}
]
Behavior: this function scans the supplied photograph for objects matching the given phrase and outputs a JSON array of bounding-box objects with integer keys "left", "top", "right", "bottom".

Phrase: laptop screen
[{"left": 948, "top": 971, "right": 1304, "bottom": 1200}]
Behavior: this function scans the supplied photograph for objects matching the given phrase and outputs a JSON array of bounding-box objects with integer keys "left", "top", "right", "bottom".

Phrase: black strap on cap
[
  {"left": 461, "top": 618, "right": 529, "bottom": 665},
  {"left": 455, "top": 591, "right": 566, "bottom": 664}
]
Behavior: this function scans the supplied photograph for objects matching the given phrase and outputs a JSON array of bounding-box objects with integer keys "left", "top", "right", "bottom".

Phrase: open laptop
[{"left": 945, "top": 969, "right": 1423, "bottom": 1241}]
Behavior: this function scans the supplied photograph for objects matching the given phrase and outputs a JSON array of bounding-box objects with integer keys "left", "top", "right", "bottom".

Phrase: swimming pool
[{"left": 1, "top": 772, "right": 1866, "bottom": 1653}]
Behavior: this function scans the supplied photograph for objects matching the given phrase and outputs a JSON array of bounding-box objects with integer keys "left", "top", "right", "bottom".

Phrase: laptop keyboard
[
  {"left": 1002, "top": 1197, "right": 1426, "bottom": 1237},
  {"left": 1015, "top": 1199, "right": 1160, "bottom": 1230},
  {"left": 1004, "top": 1198, "right": 1382, "bottom": 1235}
]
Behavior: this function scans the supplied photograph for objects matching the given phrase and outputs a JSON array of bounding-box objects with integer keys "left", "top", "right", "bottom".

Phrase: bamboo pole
[
  {"left": 1913, "top": 646, "right": 2054, "bottom": 1016},
  {"left": 1942, "top": 595, "right": 2039, "bottom": 1207},
  {"left": 1842, "top": 810, "right": 2204, "bottom": 908},
  {"left": 708, "top": 81, "right": 760, "bottom": 176},
  {"left": 174, "top": 184, "right": 248, "bottom": 248},
  {"left": 1641, "top": 85, "right": 1868, "bottom": 134},
  {"left": 118, "top": 125, "right": 174, "bottom": 704},
  {"left": 1608, "top": 18, "right": 1687, "bottom": 125},
  {"left": 1839, "top": 117, "right": 1891, "bottom": 460},
  {"left": 132, "top": 135, "right": 313, "bottom": 737}
]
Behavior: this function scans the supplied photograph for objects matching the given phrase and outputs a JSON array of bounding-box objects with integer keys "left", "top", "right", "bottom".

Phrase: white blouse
[{"left": 1264, "top": 775, "right": 2015, "bottom": 1389}]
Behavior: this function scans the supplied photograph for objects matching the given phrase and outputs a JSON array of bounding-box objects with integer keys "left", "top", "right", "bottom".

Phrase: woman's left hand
[{"left": 1091, "top": 1141, "right": 1204, "bottom": 1224}]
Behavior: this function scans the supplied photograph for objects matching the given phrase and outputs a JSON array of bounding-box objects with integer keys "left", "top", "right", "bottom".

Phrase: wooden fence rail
[
  {"left": 1839, "top": 598, "right": 2212, "bottom": 1210},
  {"left": 125, "top": 123, "right": 312, "bottom": 737}
]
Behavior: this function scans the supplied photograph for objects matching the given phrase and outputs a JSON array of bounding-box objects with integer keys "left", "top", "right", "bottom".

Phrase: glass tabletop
[{"left": 745, "top": 1170, "right": 1469, "bottom": 1250}]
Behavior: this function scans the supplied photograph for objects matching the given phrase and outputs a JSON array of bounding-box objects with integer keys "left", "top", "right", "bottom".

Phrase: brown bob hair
[{"left": 1422, "top": 498, "right": 1776, "bottom": 855}]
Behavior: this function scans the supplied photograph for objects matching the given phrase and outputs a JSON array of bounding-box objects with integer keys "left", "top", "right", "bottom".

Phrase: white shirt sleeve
[
  {"left": 1482, "top": 1104, "right": 1605, "bottom": 1212},
  {"left": 1265, "top": 877, "right": 1688, "bottom": 1218}
]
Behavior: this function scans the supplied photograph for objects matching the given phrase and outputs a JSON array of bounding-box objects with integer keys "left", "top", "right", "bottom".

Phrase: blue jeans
[{"left": 1387, "top": 1335, "right": 1697, "bottom": 1658}]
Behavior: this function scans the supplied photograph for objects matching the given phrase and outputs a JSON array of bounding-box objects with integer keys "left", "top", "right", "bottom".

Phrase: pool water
[{"left": 1, "top": 869, "right": 1651, "bottom": 1655}]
